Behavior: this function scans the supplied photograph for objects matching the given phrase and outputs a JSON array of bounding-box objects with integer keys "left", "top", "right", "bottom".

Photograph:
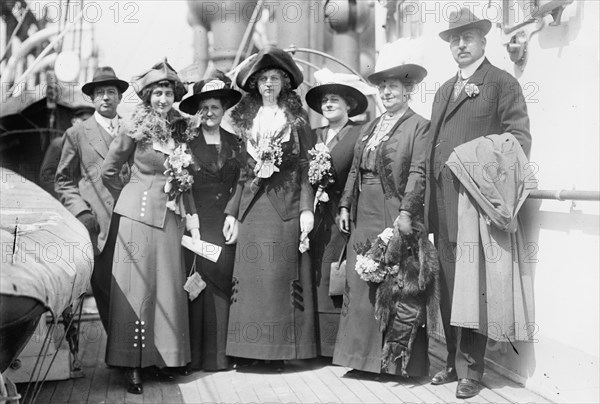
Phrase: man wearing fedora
[
  {"left": 425, "top": 8, "right": 532, "bottom": 399},
  {"left": 55, "top": 66, "right": 129, "bottom": 332}
]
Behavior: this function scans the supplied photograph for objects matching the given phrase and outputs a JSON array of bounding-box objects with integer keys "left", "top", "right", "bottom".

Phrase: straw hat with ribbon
[
  {"left": 367, "top": 39, "right": 428, "bottom": 85},
  {"left": 305, "top": 68, "right": 375, "bottom": 117},
  {"left": 179, "top": 74, "right": 241, "bottom": 115}
]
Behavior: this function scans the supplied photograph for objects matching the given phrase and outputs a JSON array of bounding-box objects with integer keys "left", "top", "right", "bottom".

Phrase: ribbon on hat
[
  {"left": 313, "top": 68, "right": 378, "bottom": 96},
  {"left": 201, "top": 79, "right": 226, "bottom": 92}
]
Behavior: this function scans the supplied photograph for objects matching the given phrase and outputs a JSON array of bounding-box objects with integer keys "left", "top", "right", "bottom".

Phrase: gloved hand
[
  {"left": 77, "top": 211, "right": 100, "bottom": 236},
  {"left": 394, "top": 210, "right": 413, "bottom": 235},
  {"left": 222, "top": 215, "right": 239, "bottom": 245},
  {"left": 300, "top": 210, "right": 314, "bottom": 234}
]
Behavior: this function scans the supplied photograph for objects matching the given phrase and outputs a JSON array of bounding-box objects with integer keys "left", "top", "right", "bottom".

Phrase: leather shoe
[
  {"left": 147, "top": 366, "right": 176, "bottom": 381},
  {"left": 267, "top": 360, "right": 285, "bottom": 373},
  {"left": 125, "top": 368, "right": 143, "bottom": 395},
  {"left": 456, "top": 378, "right": 482, "bottom": 399},
  {"left": 431, "top": 367, "right": 458, "bottom": 385}
]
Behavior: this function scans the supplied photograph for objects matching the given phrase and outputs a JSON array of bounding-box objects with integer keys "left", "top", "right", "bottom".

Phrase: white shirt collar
[
  {"left": 459, "top": 55, "right": 486, "bottom": 80},
  {"left": 94, "top": 111, "right": 119, "bottom": 135}
]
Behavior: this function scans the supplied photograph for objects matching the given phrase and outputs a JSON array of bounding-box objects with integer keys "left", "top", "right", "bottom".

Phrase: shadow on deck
[{"left": 13, "top": 314, "right": 551, "bottom": 404}]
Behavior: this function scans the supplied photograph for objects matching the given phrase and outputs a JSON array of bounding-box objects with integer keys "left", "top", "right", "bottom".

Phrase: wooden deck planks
[{"left": 19, "top": 318, "right": 555, "bottom": 404}]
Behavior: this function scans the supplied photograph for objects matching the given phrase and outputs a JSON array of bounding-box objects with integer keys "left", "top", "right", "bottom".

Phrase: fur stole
[
  {"left": 125, "top": 104, "right": 197, "bottom": 144},
  {"left": 375, "top": 221, "right": 440, "bottom": 375}
]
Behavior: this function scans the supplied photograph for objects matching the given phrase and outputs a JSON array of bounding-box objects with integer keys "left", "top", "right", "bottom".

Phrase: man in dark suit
[
  {"left": 55, "top": 67, "right": 129, "bottom": 332},
  {"left": 425, "top": 8, "right": 532, "bottom": 399}
]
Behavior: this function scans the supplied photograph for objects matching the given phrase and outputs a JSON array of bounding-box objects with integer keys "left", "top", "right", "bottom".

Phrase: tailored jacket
[
  {"left": 225, "top": 120, "right": 314, "bottom": 222},
  {"left": 311, "top": 120, "right": 364, "bottom": 223},
  {"left": 446, "top": 134, "right": 536, "bottom": 341},
  {"left": 189, "top": 127, "right": 242, "bottom": 214},
  {"left": 55, "top": 116, "right": 127, "bottom": 253},
  {"left": 102, "top": 130, "right": 195, "bottom": 228},
  {"left": 339, "top": 108, "right": 430, "bottom": 222},
  {"left": 424, "top": 58, "right": 532, "bottom": 241}
]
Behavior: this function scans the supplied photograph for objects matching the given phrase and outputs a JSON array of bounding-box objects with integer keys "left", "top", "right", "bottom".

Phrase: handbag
[
  {"left": 183, "top": 255, "right": 206, "bottom": 301},
  {"left": 328, "top": 243, "right": 347, "bottom": 296}
]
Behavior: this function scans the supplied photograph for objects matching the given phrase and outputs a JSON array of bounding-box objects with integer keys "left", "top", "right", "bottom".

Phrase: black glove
[{"left": 77, "top": 211, "right": 100, "bottom": 236}]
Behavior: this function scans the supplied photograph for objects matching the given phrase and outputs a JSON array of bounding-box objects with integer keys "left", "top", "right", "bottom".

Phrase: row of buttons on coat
[
  {"left": 140, "top": 191, "right": 147, "bottom": 217},
  {"left": 133, "top": 320, "right": 146, "bottom": 348}
]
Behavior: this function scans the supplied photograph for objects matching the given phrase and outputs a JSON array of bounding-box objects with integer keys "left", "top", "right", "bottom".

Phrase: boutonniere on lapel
[
  {"left": 464, "top": 83, "right": 480, "bottom": 98},
  {"left": 164, "top": 143, "right": 196, "bottom": 216}
]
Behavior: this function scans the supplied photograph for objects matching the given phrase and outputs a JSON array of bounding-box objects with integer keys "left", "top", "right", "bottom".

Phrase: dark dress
[
  {"left": 225, "top": 109, "right": 317, "bottom": 360},
  {"left": 308, "top": 121, "right": 363, "bottom": 357},
  {"left": 333, "top": 109, "right": 431, "bottom": 376},
  {"left": 186, "top": 128, "right": 241, "bottom": 371}
]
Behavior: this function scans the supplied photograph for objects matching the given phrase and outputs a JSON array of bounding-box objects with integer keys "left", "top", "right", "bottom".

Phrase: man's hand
[
  {"left": 222, "top": 215, "right": 239, "bottom": 245},
  {"left": 337, "top": 207, "right": 350, "bottom": 234},
  {"left": 77, "top": 211, "right": 100, "bottom": 236},
  {"left": 300, "top": 210, "right": 314, "bottom": 234}
]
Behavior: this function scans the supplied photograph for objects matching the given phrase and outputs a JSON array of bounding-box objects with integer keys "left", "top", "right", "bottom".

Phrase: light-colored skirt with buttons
[{"left": 105, "top": 211, "right": 191, "bottom": 368}]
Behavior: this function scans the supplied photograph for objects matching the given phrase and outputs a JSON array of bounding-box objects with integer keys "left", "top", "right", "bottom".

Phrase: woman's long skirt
[
  {"left": 311, "top": 203, "right": 345, "bottom": 357},
  {"left": 332, "top": 178, "right": 428, "bottom": 376},
  {"left": 226, "top": 191, "right": 317, "bottom": 360},
  {"left": 105, "top": 212, "right": 190, "bottom": 368},
  {"left": 185, "top": 209, "right": 235, "bottom": 371}
]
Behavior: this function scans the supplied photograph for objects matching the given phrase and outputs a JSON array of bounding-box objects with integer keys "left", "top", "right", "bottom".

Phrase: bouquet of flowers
[
  {"left": 164, "top": 143, "right": 195, "bottom": 216},
  {"left": 254, "top": 134, "right": 284, "bottom": 178},
  {"left": 354, "top": 228, "right": 399, "bottom": 283},
  {"left": 308, "top": 143, "right": 335, "bottom": 204}
]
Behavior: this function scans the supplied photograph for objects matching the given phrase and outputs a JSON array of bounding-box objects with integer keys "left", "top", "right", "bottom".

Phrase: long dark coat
[
  {"left": 224, "top": 114, "right": 317, "bottom": 360},
  {"left": 308, "top": 121, "right": 363, "bottom": 357},
  {"left": 332, "top": 109, "right": 431, "bottom": 375},
  {"left": 185, "top": 127, "right": 241, "bottom": 370}
]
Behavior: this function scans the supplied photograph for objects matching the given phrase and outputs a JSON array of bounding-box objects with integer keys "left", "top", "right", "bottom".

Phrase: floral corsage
[
  {"left": 164, "top": 143, "right": 196, "bottom": 216},
  {"left": 354, "top": 228, "right": 399, "bottom": 283},
  {"left": 464, "top": 83, "right": 480, "bottom": 98},
  {"left": 308, "top": 143, "right": 335, "bottom": 205},
  {"left": 249, "top": 126, "right": 288, "bottom": 179}
]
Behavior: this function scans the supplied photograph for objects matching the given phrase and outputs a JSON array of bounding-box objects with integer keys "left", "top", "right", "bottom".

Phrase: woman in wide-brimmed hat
[
  {"left": 178, "top": 72, "right": 242, "bottom": 372},
  {"left": 304, "top": 69, "right": 372, "bottom": 358},
  {"left": 102, "top": 59, "right": 199, "bottom": 394},
  {"left": 224, "top": 46, "right": 317, "bottom": 369},
  {"left": 333, "top": 45, "right": 432, "bottom": 378}
]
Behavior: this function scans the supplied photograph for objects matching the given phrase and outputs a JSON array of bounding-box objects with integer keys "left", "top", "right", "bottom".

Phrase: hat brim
[
  {"left": 236, "top": 48, "right": 303, "bottom": 91},
  {"left": 305, "top": 83, "right": 368, "bottom": 117},
  {"left": 82, "top": 79, "right": 129, "bottom": 96},
  {"left": 439, "top": 19, "right": 492, "bottom": 42},
  {"left": 367, "top": 64, "right": 428, "bottom": 85},
  {"left": 179, "top": 89, "right": 242, "bottom": 115}
]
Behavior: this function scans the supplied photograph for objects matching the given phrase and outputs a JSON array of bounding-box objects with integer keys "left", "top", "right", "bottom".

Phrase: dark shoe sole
[{"left": 431, "top": 375, "right": 458, "bottom": 385}]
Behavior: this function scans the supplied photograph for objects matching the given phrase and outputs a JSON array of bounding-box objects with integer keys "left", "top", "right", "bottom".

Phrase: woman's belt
[{"left": 360, "top": 172, "right": 380, "bottom": 185}]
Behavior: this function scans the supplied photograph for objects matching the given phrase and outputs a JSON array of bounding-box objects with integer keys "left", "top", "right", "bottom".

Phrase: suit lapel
[
  {"left": 444, "top": 59, "right": 492, "bottom": 120},
  {"left": 85, "top": 118, "right": 110, "bottom": 158}
]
